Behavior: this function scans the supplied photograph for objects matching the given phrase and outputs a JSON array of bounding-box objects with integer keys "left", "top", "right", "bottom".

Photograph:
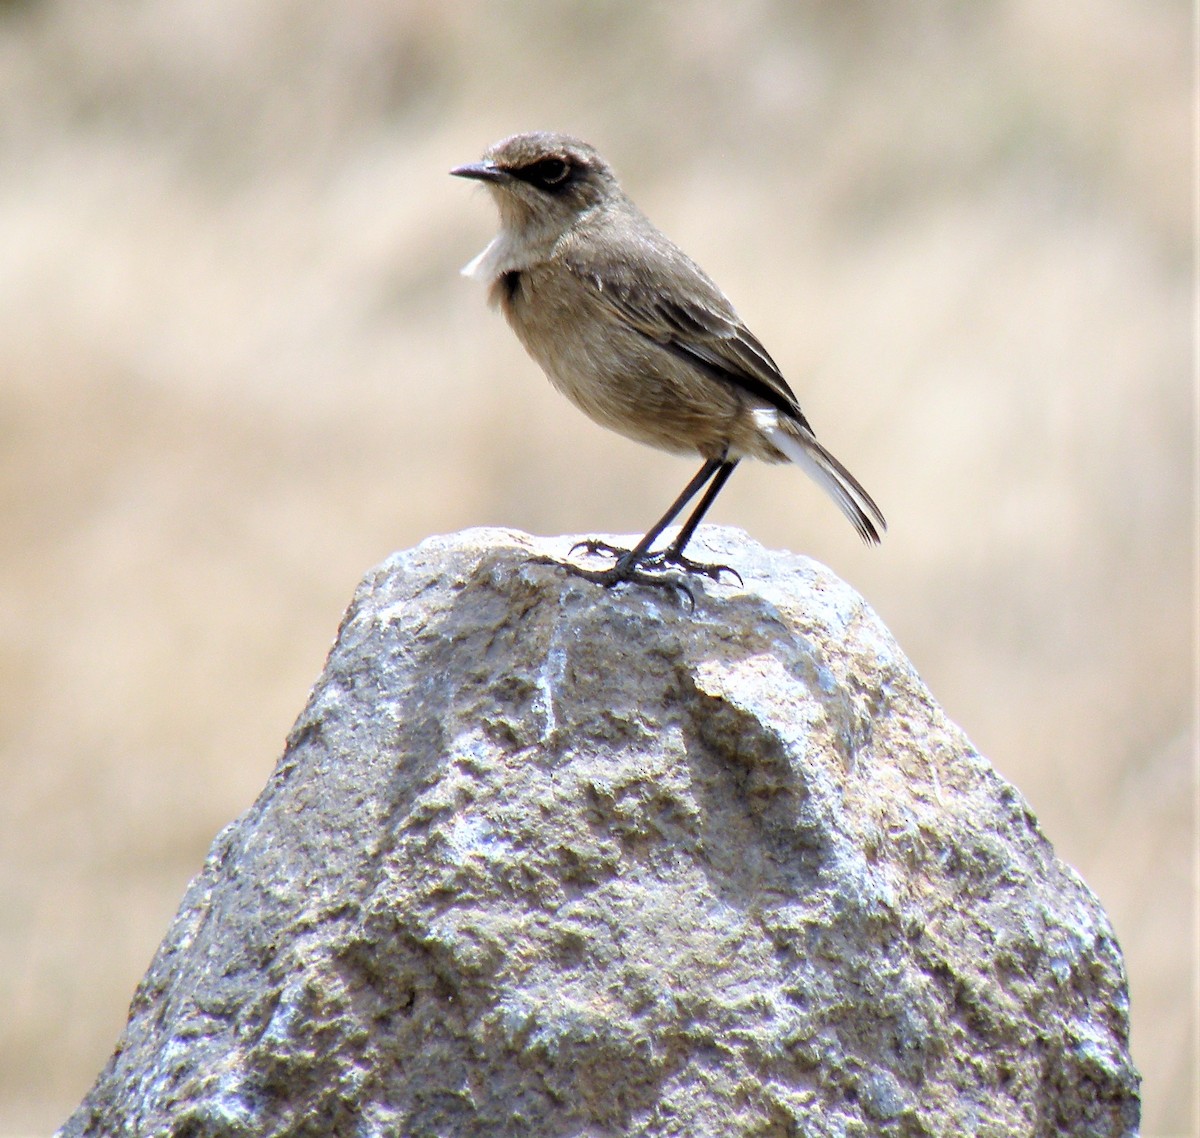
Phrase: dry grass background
[{"left": 0, "top": 0, "right": 1192, "bottom": 1133}]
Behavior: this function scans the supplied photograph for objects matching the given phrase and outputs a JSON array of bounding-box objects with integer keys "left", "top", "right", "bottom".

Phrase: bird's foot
[
  {"left": 533, "top": 545, "right": 696, "bottom": 607},
  {"left": 559, "top": 560, "right": 696, "bottom": 607},
  {"left": 642, "top": 547, "right": 744, "bottom": 587},
  {"left": 570, "top": 538, "right": 740, "bottom": 585},
  {"left": 537, "top": 537, "right": 742, "bottom": 605}
]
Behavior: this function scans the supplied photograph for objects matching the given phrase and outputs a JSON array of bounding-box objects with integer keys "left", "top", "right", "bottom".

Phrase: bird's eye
[{"left": 525, "top": 157, "right": 571, "bottom": 190}]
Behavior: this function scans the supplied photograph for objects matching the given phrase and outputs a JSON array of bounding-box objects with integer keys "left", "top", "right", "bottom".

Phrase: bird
[{"left": 451, "top": 131, "right": 885, "bottom": 595}]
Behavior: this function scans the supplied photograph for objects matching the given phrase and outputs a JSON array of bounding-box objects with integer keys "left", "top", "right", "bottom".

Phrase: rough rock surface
[{"left": 60, "top": 527, "right": 1140, "bottom": 1138}]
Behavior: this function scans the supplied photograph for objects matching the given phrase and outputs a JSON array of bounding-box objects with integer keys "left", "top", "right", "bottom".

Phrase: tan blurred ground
[{"left": 0, "top": 1, "right": 1192, "bottom": 1133}]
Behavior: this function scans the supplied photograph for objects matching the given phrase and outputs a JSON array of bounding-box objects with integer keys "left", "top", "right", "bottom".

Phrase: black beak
[{"left": 450, "top": 160, "right": 507, "bottom": 183}]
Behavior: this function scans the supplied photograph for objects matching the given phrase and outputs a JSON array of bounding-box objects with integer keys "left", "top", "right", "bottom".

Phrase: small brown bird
[{"left": 452, "top": 131, "right": 885, "bottom": 592}]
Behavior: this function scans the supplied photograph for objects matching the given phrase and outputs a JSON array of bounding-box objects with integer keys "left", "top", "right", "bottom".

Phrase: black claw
[
  {"left": 643, "top": 549, "right": 743, "bottom": 587},
  {"left": 566, "top": 562, "right": 695, "bottom": 608},
  {"left": 528, "top": 552, "right": 695, "bottom": 608},
  {"left": 567, "top": 540, "right": 741, "bottom": 585},
  {"left": 531, "top": 537, "right": 742, "bottom": 607},
  {"left": 569, "top": 539, "right": 630, "bottom": 561}
]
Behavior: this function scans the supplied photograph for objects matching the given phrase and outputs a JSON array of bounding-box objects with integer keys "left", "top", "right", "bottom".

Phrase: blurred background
[{"left": 0, "top": 0, "right": 1191, "bottom": 1133}]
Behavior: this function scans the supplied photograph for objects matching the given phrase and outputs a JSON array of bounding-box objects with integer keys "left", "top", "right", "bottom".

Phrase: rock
[{"left": 58, "top": 527, "right": 1140, "bottom": 1138}]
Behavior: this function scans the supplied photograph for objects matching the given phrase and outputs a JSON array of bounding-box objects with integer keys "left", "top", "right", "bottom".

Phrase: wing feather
[{"left": 563, "top": 229, "right": 812, "bottom": 431}]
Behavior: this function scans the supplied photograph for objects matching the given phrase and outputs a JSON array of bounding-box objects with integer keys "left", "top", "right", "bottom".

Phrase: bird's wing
[{"left": 563, "top": 234, "right": 813, "bottom": 431}]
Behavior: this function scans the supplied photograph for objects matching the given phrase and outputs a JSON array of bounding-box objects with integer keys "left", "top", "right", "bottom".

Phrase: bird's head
[{"left": 451, "top": 132, "right": 619, "bottom": 237}]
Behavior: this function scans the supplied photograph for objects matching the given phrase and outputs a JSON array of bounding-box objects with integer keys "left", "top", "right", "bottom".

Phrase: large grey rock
[{"left": 59, "top": 527, "right": 1140, "bottom": 1138}]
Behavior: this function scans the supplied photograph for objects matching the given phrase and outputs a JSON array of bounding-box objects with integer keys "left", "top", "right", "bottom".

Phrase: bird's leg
[
  {"left": 554, "top": 457, "right": 730, "bottom": 599},
  {"left": 569, "top": 456, "right": 722, "bottom": 568},
  {"left": 646, "top": 459, "right": 743, "bottom": 585},
  {"left": 551, "top": 455, "right": 742, "bottom": 596}
]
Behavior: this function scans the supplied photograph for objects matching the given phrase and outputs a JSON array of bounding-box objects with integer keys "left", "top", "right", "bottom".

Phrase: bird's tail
[{"left": 762, "top": 421, "right": 887, "bottom": 544}]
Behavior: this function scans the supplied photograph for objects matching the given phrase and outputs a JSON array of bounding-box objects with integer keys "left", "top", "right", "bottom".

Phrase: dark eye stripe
[{"left": 511, "top": 157, "right": 574, "bottom": 192}]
